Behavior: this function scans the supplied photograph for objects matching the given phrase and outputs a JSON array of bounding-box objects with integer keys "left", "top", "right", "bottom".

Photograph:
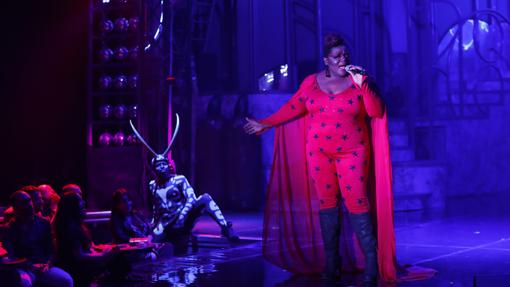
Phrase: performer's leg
[
  {"left": 163, "top": 208, "right": 201, "bottom": 255},
  {"left": 334, "top": 148, "right": 377, "bottom": 285},
  {"left": 195, "top": 194, "right": 239, "bottom": 241},
  {"left": 307, "top": 149, "right": 341, "bottom": 209},
  {"left": 308, "top": 150, "right": 342, "bottom": 279}
]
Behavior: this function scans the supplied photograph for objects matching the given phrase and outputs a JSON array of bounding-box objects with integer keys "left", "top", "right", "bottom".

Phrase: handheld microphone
[{"left": 345, "top": 65, "right": 367, "bottom": 75}]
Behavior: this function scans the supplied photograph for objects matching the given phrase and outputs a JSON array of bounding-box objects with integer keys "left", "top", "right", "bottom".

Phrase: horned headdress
[{"left": 129, "top": 113, "right": 180, "bottom": 166}]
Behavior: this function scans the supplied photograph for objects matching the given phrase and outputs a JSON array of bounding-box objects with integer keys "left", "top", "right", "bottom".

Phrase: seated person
[
  {"left": 38, "top": 184, "right": 60, "bottom": 223},
  {"left": 54, "top": 190, "right": 129, "bottom": 287},
  {"left": 2, "top": 190, "right": 73, "bottom": 287},
  {"left": 150, "top": 157, "right": 239, "bottom": 246},
  {"left": 3, "top": 186, "right": 44, "bottom": 222},
  {"left": 61, "top": 183, "right": 83, "bottom": 195},
  {"left": 110, "top": 188, "right": 151, "bottom": 243}
]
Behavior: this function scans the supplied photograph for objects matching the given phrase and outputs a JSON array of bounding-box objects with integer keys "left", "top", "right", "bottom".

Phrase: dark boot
[
  {"left": 318, "top": 207, "right": 341, "bottom": 281},
  {"left": 348, "top": 212, "right": 378, "bottom": 286},
  {"left": 221, "top": 221, "right": 240, "bottom": 241}
]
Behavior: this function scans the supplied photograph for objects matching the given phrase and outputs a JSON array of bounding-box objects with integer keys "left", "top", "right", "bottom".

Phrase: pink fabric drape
[{"left": 261, "top": 107, "right": 435, "bottom": 282}]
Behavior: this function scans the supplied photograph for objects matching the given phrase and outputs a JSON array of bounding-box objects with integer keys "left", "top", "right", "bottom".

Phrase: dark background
[{"left": 1, "top": 1, "right": 88, "bottom": 203}]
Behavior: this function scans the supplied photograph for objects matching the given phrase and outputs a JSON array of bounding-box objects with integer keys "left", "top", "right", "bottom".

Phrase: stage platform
[{"left": 92, "top": 202, "right": 510, "bottom": 287}]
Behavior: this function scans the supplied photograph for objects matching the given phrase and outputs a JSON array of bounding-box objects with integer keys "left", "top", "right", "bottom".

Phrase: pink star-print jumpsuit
[{"left": 259, "top": 74, "right": 384, "bottom": 213}]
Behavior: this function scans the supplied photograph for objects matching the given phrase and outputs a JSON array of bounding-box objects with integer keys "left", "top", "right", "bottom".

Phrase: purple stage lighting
[
  {"left": 129, "top": 46, "right": 139, "bottom": 61},
  {"left": 98, "top": 48, "right": 114, "bottom": 62},
  {"left": 99, "top": 20, "right": 114, "bottom": 33},
  {"left": 98, "top": 75, "right": 112, "bottom": 90},
  {"left": 113, "top": 75, "right": 127, "bottom": 89},
  {"left": 113, "top": 104, "right": 127, "bottom": 119},
  {"left": 127, "top": 104, "right": 138, "bottom": 119},
  {"left": 114, "top": 46, "right": 129, "bottom": 61},
  {"left": 128, "top": 75, "right": 138, "bottom": 89},
  {"left": 129, "top": 17, "right": 139, "bottom": 31},
  {"left": 113, "top": 131, "right": 126, "bottom": 146},
  {"left": 98, "top": 132, "right": 113, "bottom": 146},
  {"left": 114, "top": 18, "right": 129, "bottom": 32},
  {"left": 126, "top": 133, "right": 138, "bottom": 145},
  {"left": 98, "top": 104, "right": 113, "bottom": 119}
]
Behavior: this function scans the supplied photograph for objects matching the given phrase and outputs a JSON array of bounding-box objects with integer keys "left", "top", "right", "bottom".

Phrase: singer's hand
[
  {"left": 244, "top": 118, "right": 268, "bottom": 135},
  {"left": 345, "top": 65, "right": 365, "bottom": 87}
]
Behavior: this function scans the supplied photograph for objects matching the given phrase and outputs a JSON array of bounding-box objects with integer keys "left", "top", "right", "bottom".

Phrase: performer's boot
[
  {"left": 199, "top": 194, "right": 240, "bottom": 241},
  {"left": 348, "top": 212, "right": 378, "bottom": 286},
  {"left": 220, "top": 221, "right": 239, "bottom": 241},
  {"left": 318, "top": 207, "right": 341, "bottom": 281}
]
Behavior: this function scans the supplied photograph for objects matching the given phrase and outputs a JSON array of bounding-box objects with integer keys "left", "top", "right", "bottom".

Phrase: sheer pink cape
[{"left": 261, "top": 109, "right": 435, "bottom": 282}]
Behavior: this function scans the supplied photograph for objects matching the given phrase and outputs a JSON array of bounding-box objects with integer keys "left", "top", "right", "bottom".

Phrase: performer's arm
[
  {"left": 258, "top": 75, "right": 315, "bottom": 128},
  {"left": 175, "top": 176, "right": 197, "bottom": 225},
  {"left": 351, "top": 74, "right": 383, "bottom": 118},
  {"left": 149, "top": 181, "right": 157, "bottom": 224}
]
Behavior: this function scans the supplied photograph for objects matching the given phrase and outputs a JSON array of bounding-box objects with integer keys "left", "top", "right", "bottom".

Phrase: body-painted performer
[
  {"left": 129, "top": 116, "right": 239, "bottom": 247},
  {"left": 244, "top": 34, "right": 435, "bottom": 285}
]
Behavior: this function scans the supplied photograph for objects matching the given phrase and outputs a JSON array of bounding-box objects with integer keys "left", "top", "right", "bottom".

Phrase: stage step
[
  {"left": 391, "top": 148, "right": 415, "bottom": 162},
  {"left": 392, "top": 161, "right": 446, "bottom": 211}
]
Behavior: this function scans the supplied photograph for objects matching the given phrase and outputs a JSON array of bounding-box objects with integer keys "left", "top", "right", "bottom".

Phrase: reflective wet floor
[{"left": 95, "top": 200, "right": 510, "bottom": 287}]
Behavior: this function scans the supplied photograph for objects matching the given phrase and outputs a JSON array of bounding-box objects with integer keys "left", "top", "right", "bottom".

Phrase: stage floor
[{"left": 95, "top": 204, "right": 510, "bottom": 287}]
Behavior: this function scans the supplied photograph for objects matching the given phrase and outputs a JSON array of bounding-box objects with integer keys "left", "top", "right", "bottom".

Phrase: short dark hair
[
  {"left": 62, "top": 183, "right": 82, "bottom": 195},
  {"left": 10, "top": 190, "right": 29, "bottom": 206},
  {"left": 323, "top": 34, "right": 346, "bottom": 56},
  {"left": 20, "top": 185, "right": 40, "bottom": 197}
]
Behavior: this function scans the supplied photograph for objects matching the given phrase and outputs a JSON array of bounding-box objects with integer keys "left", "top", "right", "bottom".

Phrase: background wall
[
  {"left": 2, "top": 1, "right": 510, "bottom": 213},
  {"left": 1, "top": 1, "right": 88, "bottom": 203}
]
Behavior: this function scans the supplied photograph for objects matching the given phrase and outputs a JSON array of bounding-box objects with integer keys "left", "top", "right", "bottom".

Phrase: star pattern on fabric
[{"left": 298, "top": 79, "right": 372, "bottom": 212}]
